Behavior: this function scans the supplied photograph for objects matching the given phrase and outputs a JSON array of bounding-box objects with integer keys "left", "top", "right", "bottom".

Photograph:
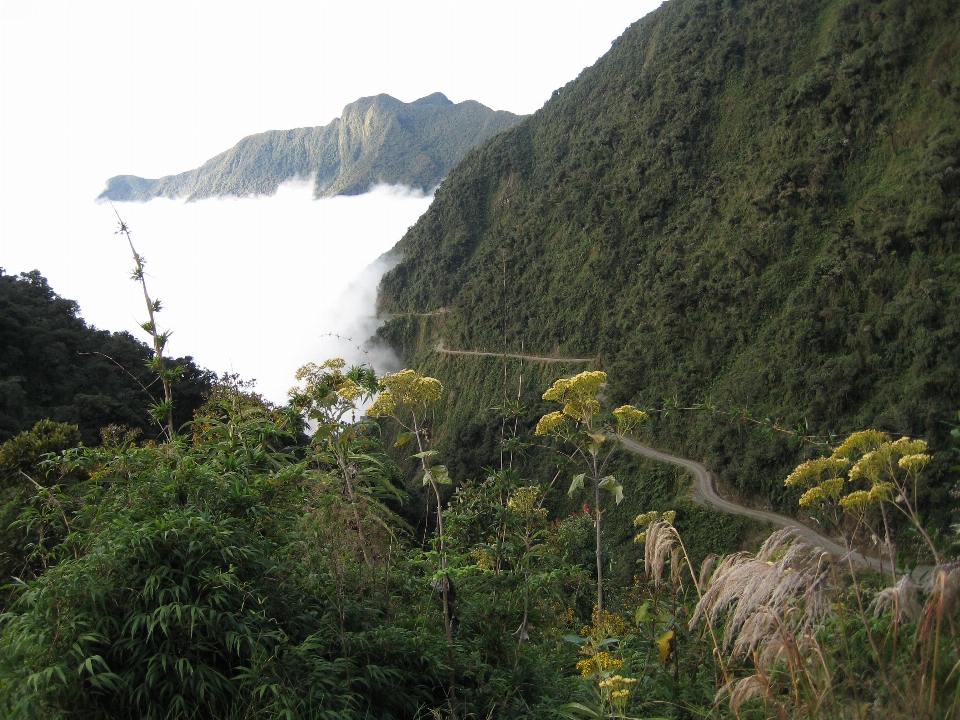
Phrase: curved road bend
[
  {"left": 431, "top": 343, "right": 929, "bottom": 579},
  {"left": 618, "top": 436, "right": 923, "bottom": 576}
]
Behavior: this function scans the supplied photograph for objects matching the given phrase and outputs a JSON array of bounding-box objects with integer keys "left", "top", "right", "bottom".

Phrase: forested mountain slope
[
  {"left": 0, "top": 270, "right": 212, "bottom": 444},
  {"left": 99, "top": 93, "right": 525, "bottom": 201},
  {"left": 377, "top": 0, "right": 960, "bottom": 514}
]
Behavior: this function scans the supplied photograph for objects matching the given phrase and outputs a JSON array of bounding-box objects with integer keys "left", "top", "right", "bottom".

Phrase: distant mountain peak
[
  {"left": 411, "top": 92, "right": 453, "bottom": 106},
  {"left": 99, "top": 93, "right": 525, "bottom": 203}
]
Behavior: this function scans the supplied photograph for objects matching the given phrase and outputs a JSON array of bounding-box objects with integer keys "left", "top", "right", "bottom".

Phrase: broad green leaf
[
  {"left": 431, "top": 465, "right": 452, "bottom": 485},
  {"left": 562, "top": 634, "right": 588, "bottom": 645},
  {"left": 598, "top": 475, "right": 624, "bottom": 504},
  {"left": 634, "top": 599, "right": 653, "bottom": 624},
  {"left": 410, "top": 449, "right": 438, "bottom": 459},
  {"left": 311, "top": 425, "right": 333, "bottom": 442},
  {"left": 393, "top": 432, "right": 415, "bottom": 448},
  {"left": 567, "top": 473, "right": 585, "bottom": 498}
]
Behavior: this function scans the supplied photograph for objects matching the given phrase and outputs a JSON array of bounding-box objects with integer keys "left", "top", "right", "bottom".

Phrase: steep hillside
[
  {"left": 0, "top": 270, "right": 212, "bottom": 444},
  {"left": 377, "top": 0, "right": 960, "bottom": 515},
  {"left": 99, "top": 93, "right": 525, "bottom": 201}
]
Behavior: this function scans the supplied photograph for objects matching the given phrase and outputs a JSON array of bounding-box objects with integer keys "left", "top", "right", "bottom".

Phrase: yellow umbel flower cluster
[
  {"left": 613, "top": 405, "right": 649, "bottom": 432},
  {"left": 838, "top": 489, "right": 872, "bottom": 513},
  {"left": 580, "top": 608, "right": 629, "bottom": 641},
  {"left": 335, "top": 379, "right": 362, "bottom": 402},
  {"left": 598, "top": 674, "right": 637, "bottom": 703},
  {"left": 785, "top": 429, "right": 932, "bottom": 517},
  {"left": 576, "top": 651, "right": 622, "bottom": 678},
  {"left": 507, "top": 485, "right": 546, "bottom": 517},
  {"left": 534, "top": 410, "right": 567, "bottom": 437},
  {"left": 798, "top": 477, "right": 845, "bottom": 507},
  {"left": 366, "top": 391, "right": 396, "bottom": 418},
  {"left": 784, "top": 457, "right": 851, "bottom": 488},
  {"left": 473, "top": 547, "right": 494, "bottom": 571},
  {"left": 367, "top": 369, "right": 443, "bottom": 418},
  {"left": 597, "top": 674, "right": 636, "bottom": 689},
  {"left": 541, "top": 371, "right": 606, "bottom": 422},
  {"left": 830, "top": 429, "right": 890, "bottom": 459}
]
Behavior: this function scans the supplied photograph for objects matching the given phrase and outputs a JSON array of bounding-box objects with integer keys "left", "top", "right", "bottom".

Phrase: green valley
[{"left": 2, "top": 0, "right": 960, "bottom": 717}]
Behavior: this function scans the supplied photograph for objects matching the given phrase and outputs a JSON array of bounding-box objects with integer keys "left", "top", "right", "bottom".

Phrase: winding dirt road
[
  {"left": 618, "top": 436, "right": 934, "bottom": 578},
  {"left": 430, "top": 342, "right": 930, "bottom": 578},
  {"left": 434, "top": 343, "right": 595, "bottom": 364}
]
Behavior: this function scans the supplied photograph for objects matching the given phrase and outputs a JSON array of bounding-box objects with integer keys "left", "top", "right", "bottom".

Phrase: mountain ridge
[
  {"left": 376, "top": 0, "right": 960, "bottom": 520},
  {"left": 99, "top": 93, "right": 525, "bottom": 202}
]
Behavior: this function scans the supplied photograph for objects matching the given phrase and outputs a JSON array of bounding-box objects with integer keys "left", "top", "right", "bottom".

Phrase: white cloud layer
[
  {"left": 1, "top": 0, "right": 665, "bottom": 404},
  {"left": 2, "top": 181, "right": 432, "bottom": 404}
]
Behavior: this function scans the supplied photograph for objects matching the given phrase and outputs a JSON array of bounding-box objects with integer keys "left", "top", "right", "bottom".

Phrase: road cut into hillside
[
  {"left": 430, "top": 342, "right": 931, "bottom": 580},
  {"left": 435, "top": 342, "right": 595, "bottom": 364},
  {"left": 618, "top": 436, "right": 932, "bottom": 580}
]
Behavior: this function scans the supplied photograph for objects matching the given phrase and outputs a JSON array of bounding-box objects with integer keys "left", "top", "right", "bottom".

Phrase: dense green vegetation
[
  {"left": 0, "top": 358, "right": 955, "bottom": 718},
  {"left": 0, "top": 270, "right": 212, "bottom": 446},
  {"left": 4, "top": 0, "right": 960, "bottom": 715},
  {"left": 99, "top": 93, "right": 525, "bottom": 202},
  {"left": 377, "top": 0, "right": 960, "bottom": 520}
]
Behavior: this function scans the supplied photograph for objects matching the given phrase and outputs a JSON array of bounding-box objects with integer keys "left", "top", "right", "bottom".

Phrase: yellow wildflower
[
  {"left": 535, "top": 411, "right": 568, "bottom": 436},
  {"left": 798, "top": 477, "right": 844, "bottom": 507},
  {"left": 542, "top": 378, "right": 572, "bottom": 403},
  {"left": 365, "top": 390, "right": 396, "bottom": 418},
  {"left": 831, "top": 429, "right": 890, "bottom": 460},
  {"left": 784, "top": 456, "right": 851, "bottom": 488},
  {"left": 378, "top": 369, "right": 442, "bottom": 405},
  {"left": 507, "top": 486, "right": 540, "bottom": 514},
  {"left": 839, "top": 490, "right": 873, "bottom": 513},
  {"left": 891, "top": 437, "right": 927, "bottom": 455},
  {"left": 542, "top": 371, "right": 606, "bottom": 421},
  {"left": 576, "top": 651, "right": 623, "bottom": 678},
  {"left": 473, "top": 548, "right": 494, "bottom": 571},
  {"left": 898, "top": 453, "right": 931, "bottom": 472},
  {"left": 850, "top": 438, "right": 927, "bottom": 483},
  {"left": 869, "top": 481, "right": 895, "bottom": 502},
  {"left": 335, "top": 378, "right": 362, "bottom": 401},
  {"left": 613, "top": 404, "right": 649, "bottom": 431}
]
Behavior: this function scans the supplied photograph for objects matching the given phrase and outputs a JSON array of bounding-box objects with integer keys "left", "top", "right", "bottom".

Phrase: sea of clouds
[{"left": 2, "top": 180, "right": 434, "bottom": 405}]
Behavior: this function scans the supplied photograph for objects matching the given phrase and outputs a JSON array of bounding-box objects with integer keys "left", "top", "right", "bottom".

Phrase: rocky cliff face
[{"left": 99, "top": 93, "right": 525, "bottom": 202}]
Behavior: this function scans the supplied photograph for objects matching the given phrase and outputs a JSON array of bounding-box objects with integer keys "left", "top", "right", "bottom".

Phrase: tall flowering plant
[{"left": 535, "top": 370, "right": 648, "bottom": 617}]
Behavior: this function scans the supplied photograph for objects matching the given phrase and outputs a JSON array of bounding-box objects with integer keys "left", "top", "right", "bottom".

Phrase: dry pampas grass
[
  {"left": 689, "top": 529, "right": 835, "bottom": 716},
  {"left": 689, "top": 528, "right": 832, "bottom": 652},
  {"left": 643, "top": 520, "right": 678, "bottom": 587}
]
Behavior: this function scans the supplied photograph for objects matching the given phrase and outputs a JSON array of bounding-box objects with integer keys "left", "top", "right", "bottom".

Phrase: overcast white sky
[{"left": 0, "top": 0, "right": 662, "bottom": 402}]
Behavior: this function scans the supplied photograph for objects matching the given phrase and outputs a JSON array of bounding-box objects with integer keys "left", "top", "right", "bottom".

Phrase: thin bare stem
[{"left": 110, "top": 204, "right": 175, "bottom": 440}]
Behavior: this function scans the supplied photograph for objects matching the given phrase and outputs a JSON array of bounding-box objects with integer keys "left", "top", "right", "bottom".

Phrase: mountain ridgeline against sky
[
  {"left": 377, "top": 0, "right": 960, "bottom": 513},
  {"left": 99, "top": 93, "right": 525, "bottom": 201}
]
